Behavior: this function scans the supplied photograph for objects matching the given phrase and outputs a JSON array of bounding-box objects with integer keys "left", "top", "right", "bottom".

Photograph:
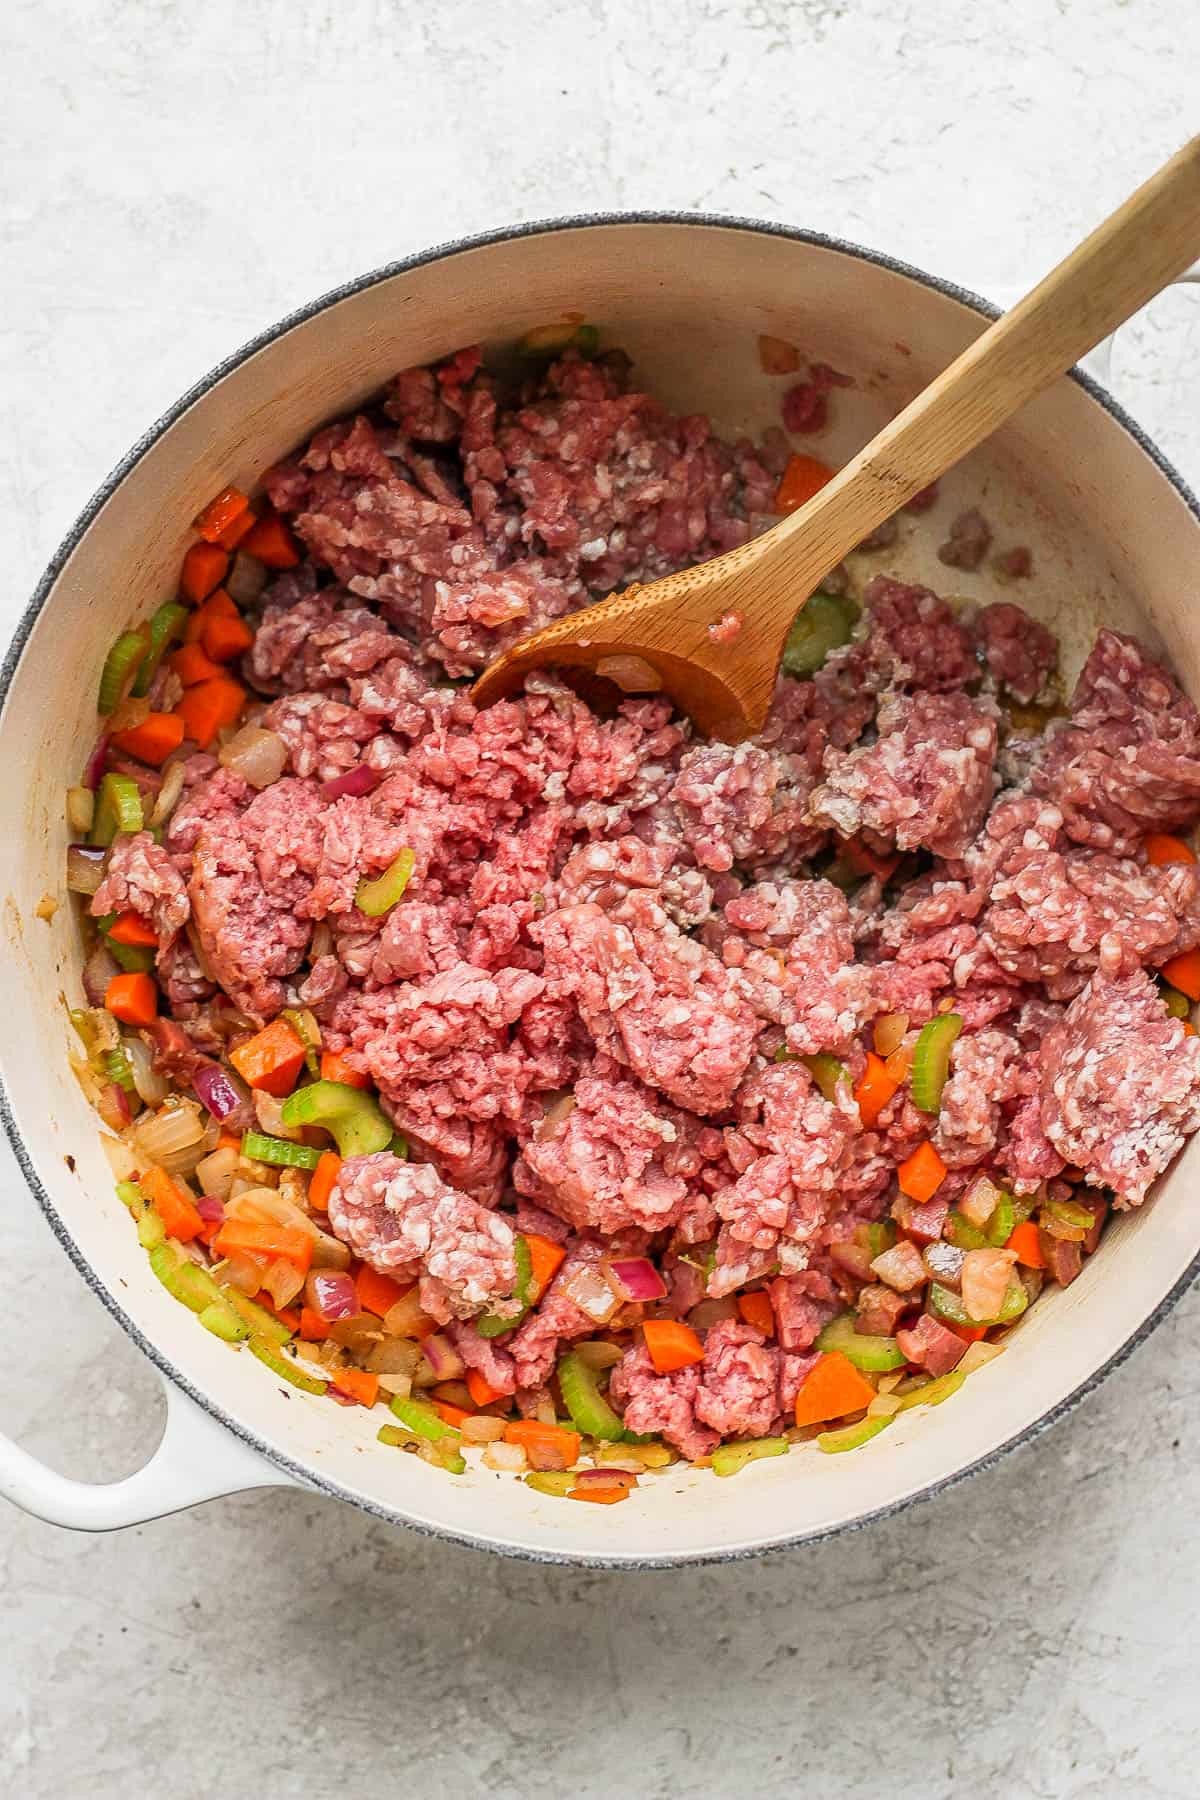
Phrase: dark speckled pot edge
[{"left": 3, "top": 211, "right": 1199, "bottom": 1568}]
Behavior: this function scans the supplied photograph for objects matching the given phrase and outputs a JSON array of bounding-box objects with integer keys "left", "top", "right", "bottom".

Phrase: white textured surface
[{"left": 3, "top": 2, "right": 1200, "bottom": 1793}]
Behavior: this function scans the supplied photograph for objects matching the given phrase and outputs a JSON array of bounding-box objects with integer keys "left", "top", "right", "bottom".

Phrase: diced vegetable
[
  {"left": 105, "top": 971, "right": 158, "bottom": 1028},
  {"left": 97, "top": 629, "right": 148, "bottom": 714},
  {"left": 240, "top": 1131, "right": 323, "bottom": 1171},
  {"left": 223, "top": 1287, "right": 292, "bottom": 1344},
  {"left": 775, "top": 454, "right": 836, "bottom": 516},
  {"left": 943, "top": 1210, "right": 989, "bottom": 1251},
  {"left": 816, "top": 1415, "right": 894, "bottom": 1454},
  {"left": 960, "top": 1247, "right": 1019, "bottom": 1322},
  {"left": 89, "top": 772, "right": 143, "bottom": 845},
  {"left": 355, "top": 848, "right": 416, "bottom": 918},
  {"left": 331, "top": 1368, "right": 380, "bottom": 1408},
  {"left": 170, "top": 643, "right": 224, "bottom": 687},
  {"left": 194, "top": 486, "right": 250, "bottom": 543},
  {"left": 176, "top": 676, "right": 246, "bottom": 751},
  {"left": 503, "top": 1420, "right": 581, "bottom": 1470},
  {"left": 1006, "top": 1219, "right": 1045, "bottom": 1269},
  {"left": 1161, "top": 949, "right": 1200, "bottom": 1002},
  {"left": 897, "top": 1141, "right": 948, "bottom": 1203},
  {"left": 1145, "top": 833, "right": 1196, "bottom": 865},
  {"left": 985, "top": 1192, "right": 1016, "bottom": 1247},
  {"left": 390, "top": 1394, "right": 461, "bottom": 1443},
  {"left": 517, "top": 321, "right": 597, "bottom": 358},
  {"left": 239, "top": 511, "right": 301, "bottom": 569},
  {"left": 279, "top": 1079, "right": 393, "bottom": 1155},
  {"left": 475, "top": 1234, "right": 533, "bottom": 1338},
  {"left": 308, "top": 1150, "right": 342, "bottom": 1213},
  {"left": 558, "top": 1350, "right": 626, "bottom": 1442},
  {"left": 793, "top": 1351, "right": 877, "bottom": 1427},
  {"left": 1161, "top": 982, "right": 1192, "bottom": 1019},
  {"left": 180, "top": 542, "right": 230, "bottom": 604},
  {"left": 131, "top": 602, "right": 189, "bottom": 697},
  {"left": 355, "top": 1264, "right": 411, "bottom": 1320},
  {"left": 201, "top": 610, "right": 254, "bottom": 664},
  {"left": 107, "top": 910, "right": 158, "bottom": 948},
  {"left": 229, "top": 1020, "right": 307, "bottom": 1098},
  {"left": 909, "top": 1013, "right": 963, "bottom": 1113},
  {"left": 247, "top": 1335, "right": 328, "bottom": 1394},
  {"left": 712, "top": 1437, "right": 789, "bottom": 1478},
  {"left": 318, "top": 1049, "right": 367, "bottom": 1088},
  {"left": 466, "top": 1368, "right": 507, "bottom": 1408},
  {"left": 522, "top": 1232, "right": 566, "bottom": 1303},
  {"left": 211, "top": 1219, "right": 314, "bottom": 1271},
  {"left": 110, "top": 711, "right": 186, "bottom": 767},
  {"left": 853, "top": 1051, "right": 899, "bottom": 1129},
  {"left": 800, "top": 1052, "right": 847, "bottom": 1101},
  {"left": 894, "top": 1368, "right": 965, "bottom": 1412},
  {"left": 642, "top": 1318, "right": 705, "bottom": 1375},
  {"left": 524, "top": 1471, "right": 575, "bottom": 1497},
  {"left": 815, "top": 1312, "right": 906, "bottom": 1372},
  {"left": 736, "top": 1290, "right": 775, "bottom": 1336},
  {"left": 780, "top": 589, "right": 857, "bottom": 676}
]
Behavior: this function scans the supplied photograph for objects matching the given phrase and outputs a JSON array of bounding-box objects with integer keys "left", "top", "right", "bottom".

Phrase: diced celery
[
  {"left": 711, "top": 1437, "right": 789, "bottom": 1478},
  {"left": 105, "top": 1044, "right": 137, "bottom": 1094},
  {"left": 928, "top": 1281, "right": 972, "bottom": 1325},
  {"left": 247, "top": 1335, "right": 328, "bottom": 1394},
  {"left": 862, "top": 1220, "right": 896, "bottom": 1259},
  {"left": 558, "top": 1350, "right": 626, "bottom": 1442},
  {"left": 985, "top": 1192, "right": 1016, "bottom": 1247},
  {"left": 131, "top": 601, "right": 188, "bottom": 697},
  {"left": 281, "top": 1007, "right": 321, "bottom": 1076},
  {"left": 1161, "top": 982, "right": 1191, "bottom": 1020},
  {"left": 800, "top": 1053, "right": 847, "bottom": 1102},
  {"left": 910, "top": 1013, "right": 963, "bottom": 1113},
  {"left": 816, "top": 1415, "right": 894, "bottom": 1454},
  {"left": 97, "top": 628, "right": 147, "bottom": 714},
  {"left": 108, "top": 940, "right": 155, "bottom": 974},
  {"left": 241, "top": 1131, "right": 323, "bottom": 1171},
  {"left": 525, "top": 1470, "right": 575, "bottom": 1497},
  {"left": 222, "top": 1287, "right": 292, "bottom": 1345},
  {"left": 149, "top": 1243, "right": 224, "bottom": 1315},
  {"left": 895, "top": 1369, "right": 965, "bottom": 1412},
  {"left": 944, "top": 1211, "right": 989, "bottom": 1251},
  {"left": 1042, "top": 1195, "right": 1095, "bottom": 1231},
  {"left": 279, "top": 1080, "right": 393, "bottom": 1157},
  {"left": 389, "top": 1394, "right": 460, "bottom": 1443},
  {"left": 89, "top": 773, "right": 143, "bottom": 846},
  {"left": 815, "top": 1311, "right": 907, "bottom": 1372},
  {"left": 355, "top": 849, "right": 415, "bottom": 918},
  {"left": 115, "top": 1179, "right": 145, "bottom": 1217},
  {"left": 198, "top": 1301, "right": 249, "bottom": 1342},
  {"left": 475, "top": 1234, "right": 533, "bottom": 1339},
  {"left": 781, "top": 591, "right": 858, "bottom": 677},
  {"left": 136, "top": 1207, "right": 166, "bottom": 1250},
  {"left": 994, "top": 1274, "right": 1029, "bottom": 1324}
]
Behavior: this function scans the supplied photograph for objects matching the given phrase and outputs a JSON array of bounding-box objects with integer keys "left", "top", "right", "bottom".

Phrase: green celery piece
[
  {"left": 711, "top": 1437, "right": 789, "bottom": 1478},
  {"left": 279, "top": 1079, "right": 392, "bottom": 1157},
  {"left": 572, "top": 324, "right": 600, "bottom": 356},
  {"left": 198, "top": 1302, "right": 249, "bottom": 1343},
  {"left": 525, "top": 1471, "right": 574, "bottom": 1497},
  {"left": 378, "top": 1424, "right": 416, "bottom": 1449},
  {"left": 281, "top": 1007, "right": 321, "bottom": 1076},
  {"left": 222, "top": 1287, "right": 292, "bottom": 1345},
  {"left": 781, "top": 591, "right": 858, "bottom": 678},
  {"left": 247, "top": 1335, "right": 328, "bottom": 1395},
  {"left": 862, "top": 1220, "right": 896, "bottom": 1259},
  {"left": 388, "top": 1131, "right": 409, "bottom": 1158},
  {"left": 475, "top": 1234, "right": 533, "bottom": 1339},
  {"left": 928, "top": 1281, "right": 972, "bottom": 1326},
  {"left": 388, "top": 1395, "right": 460, "bottom": 1443},
  {"left": 895, "top": 1369, "right": 965, "bottom": 1412},
  {"left": 800, "top": 1053, "right": 847, "bottom": 1102},
  {"left": 985, "top": 1192, "right": 1016, "bottom": 1247},
  {"left": 115, "top": 1179, "right": 145, "bottom": 1217},
  {"left": 910, "top": 1012, "right": 963, "bottom": 1113},
  {"left": 994, "top": 1274, "right": 1029, "bottom": 1324},
  {"left": 558, "top": 1350, "right": 626, "bottom": 1441},
  {"left": 817, "top": 1414, "right": 894, "bottom": 1454},
  {"left": 1041, "top": 1195, "right": 1095, "bottom": 1232},
  {"left": 148, "top": 1243, "right": 224, "bottom": 1315},
  {"left": 241, "top": 1131, "right": 323, "bottom": 1171},
  {"left": 944, "top": 1211, "right": 989, "bottom": 1251},
  {"left": 131, "top": 601, "right": 188, "bottom": 697},
  {"left": 108, "top": 939, "right": 155, "bottom": 974},
  {"left": 89, "top": 772, "right": 143, "bottom": 846},
  {"left": 106, "top": 1045, "right": 137, "bottom": 1094},
  {"left": 355, "top": 848, "right": 415, "bottom": 918},
  {"left": 1161, "top": 982, "right": 1191, "bottom": 1020},
  {"left": 815, "top": 1311, "right": 906, "bottom": 1373},
  {"left": 136, "top": 1207, "right": 166, "bottom": 1251},
  {"left": 97, "top": 628, "right": 148, "bottom": 714}
]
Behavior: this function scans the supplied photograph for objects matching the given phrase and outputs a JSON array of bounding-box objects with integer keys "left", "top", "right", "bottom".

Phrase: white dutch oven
[{"left": 2, "top": 217, "right": 1199, "bottom": 1565}]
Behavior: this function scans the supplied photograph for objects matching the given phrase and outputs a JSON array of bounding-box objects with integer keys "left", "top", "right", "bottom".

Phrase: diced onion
[
  {"left": 218, "top": 726, "right": 288, "bottom": 791},
  {"left": 83, "top": 940, "right": 121, "bottom": 1004},
  {"left": 604, "top": 1257, "right": 667, "bottom": 1303},
  {"left": 98, "top": 1082, "right": 132, "bottom": 1132},
  {"left": 959, "top": 1174, "right": 1002, "bottom": 1230},
  {"left": 573, "top": 1340, "right": 622, "bottom": 1371},
  {"left": 420, "top": 1332, "right": 465, "bottom": 1380},
  {"left": 66, "top": 787, "right": 95, "bottom": 835},
  {"left": 957, "top": 1339, "right": 1006, "bottom": 1376},
  {"left": 67, "top": 844, "right": 107, "bottom": 896},
  {"left": 109, "top": 695, "right": 151, "bottom": 733},
  {"left": 382, "top": 1289, "right": 432, "bottom": 1339},
  {"left": 253, "top": 1088, "right": 303, "bottom": 1140},
  {"left": 961, "top": 1247, "right": 1019, "bottom": 1322},
  {"left": 100, "top": 1132, "right": 138, "bottom": 1182},
  {"left": 483, "top": 1440, "right": 526, "bottom": 1473},
  {"left": 536, "top": 1093, "right": 576, "bottom": 1140},
  {"left": 595, "top": 654, "right": 662, "bottom": 694},
  {"left": 872, "top": 1012, "right": 909, "bottom": 1057},
  {"left": 305, "top": 1270, "right": 358, "bottom": 1321},
  {"left": 561, "top": 1262, "right": 622, "bottom": 1325},
  {"left": 131, "top": 1099, "right": 206, "bottom": 1175},
  {"left": 261, "top": 1257, "right": 305, "bottom": 1309},
  {"left": 195, "top": 1143, "right": 240, "bottom": 1200},
  {"left": 150, "top": 759, "right": 186, "bottom": 828},
  {"left": 365, "top": 1337, "right": 420, "bottom": 1378},
  {"left": 326, "top": 1313, "right": 383, "bottom": 1353},
  {"left": 124, "top": 1034, "right": 169, "bottom": 1108},
  {"left": 461, "top": 1416, "right": 505, "bottom": 1442}
]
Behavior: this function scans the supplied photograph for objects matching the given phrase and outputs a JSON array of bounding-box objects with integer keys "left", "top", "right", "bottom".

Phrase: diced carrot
[
  {"left": 194, "top": 486, "right": 250, "bottom": 544},
  {"left": 524, "top": 1231, "right": 567, "bottom": 1302},
  {"left": 503, "top": 1419, "right": 582, "bottom": 1469},
  {"left": 897, "top": 1141, "right": 948, "bottom": 1204},
  {"left": 176, "top": 676, "right": 246, "bottom": 750},
  {"left": 298, "top": 1306, "right": 328, "bottom": 1341},
  {"left": 110, "top": 711, "right": 185, "bottom": 768},
  {"left": 229, "top": 1018, "right": 307, "bottom": 1097},
  {"left": 334, "top": 1368, "right": 381, "bottom": 1408},
  {"left": 1006, "top": 1219, "right": 1045, "bottom": 1269},
  {"left": 217, "top": 508, "right": 258, "bottom": 551},
  {"left": 170, "top": 643, "right": 224, "bottom": 686},
  {"left": 568, "top": 1485, "right": 630, "bottom": 1504},
  {"left": 211, "top": 1219, "right": 313, "bottom": 1271},
  {"left": 946, "top": 1321, "right": 988, "bottom": 1343},
  {"left": 201, "top": 611, "right": 255, "bottom": 664},
  {"left": 179, "top": 541, "right": 230, "bottom": 604},
  {"left": 1145, "top": 833, "right": 1196, "bottom": 866},
  {"left": 642, "top": 1318, "right": 705, "bottom": 1375},
  {"left": 240, "top": 511, "right": 301, "bottom": 569},
  {"left": 104, "top": 971, "right": 158, "bottom": 1028},
  {"left": 198, "top": 1218, "right": 223, "bottom": 1249},
  {"left": 256, "top": 1292, "right": 301, "bottom": 1332},
  {"left": 308, "top": 1150, "right": 342, "bottom": 1213},
  {"left": 775, "top": 452, "right": 835, "bottom": 514},
  {"left": 217, "top": 1132, "right": 242, "bottom": 1152},
  {"left": 737, "top": 1290, "right": 775, "bottom": 1336},
  {"left": 141, "top": 1165, "right": 203, "bottom": 1243},
  {"left": 842, "top": 835, "right": 901, "bottom": 882},
  {"left": 355, "top": 1264, "right": 412, "bottom": 1319},
  {"left": 466, "top": 1368, "right": 507, "bottom": 1408},
  {"left": 106, "top": 910, "right": 158, "bottom": 948},
  {"left": 854, "top": 1051, "right": 899, "bottom": 1130},
  {"left": 1185, "top": 1022, "right": 1198, "bottom": 1038},
  {"left": 793, "top": 1350, "right": 876, "bottom": 1427},
  {"left": 183, "top": 589, "right": 239, "bottom": 644},
  {"left": 1161, "top": 949, "right": 1200, "bottom": 1002},
  {"left": 319, "top": 1050, "right": 370, "bottom": 1090},
  {"left": 432, "top": 1399, "right": 471, "bottom": 1429}
]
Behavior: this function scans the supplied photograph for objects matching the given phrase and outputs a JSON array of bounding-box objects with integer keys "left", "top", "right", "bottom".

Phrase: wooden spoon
[{"left": 473, "top": 137, "right": 1200, "bottom": 740}]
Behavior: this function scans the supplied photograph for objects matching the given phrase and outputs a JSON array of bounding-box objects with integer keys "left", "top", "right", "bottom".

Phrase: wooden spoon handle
[{"left": 756, "top": 134, "right": 1200, "bottom": 621}]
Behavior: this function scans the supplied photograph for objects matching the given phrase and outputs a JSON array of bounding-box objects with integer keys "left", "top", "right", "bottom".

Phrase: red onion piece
[
  {"left": 420, "top": 1332, "right": 466, "bottom": 1381},
  {"left": 320, "top": 765, "right": 379, "bottom": 802},
  {"left": 604, "top": 1257, "right": 667, "bottom": 1304},
  {"left": 82, "top": 733, "right": 109, "bottom": 791},
  {"left": 67, "top": 844, "right": 107, "bottom": 896},
  {"left": 98, "top": 1082, "right": 131, "bottom": 1131},
  {"left": 572, "top": 1465, "right": 635, "bottom": 1488},
  {"left": 83, "top": 941, "right": 121, "bottom": 1006},
  {"left": 561, "top": 1262, "right": 622, "bottom": 1325},
  {"left": 193, "top": 1061, "right": 251, "bottom": 1123},
  {"left": 196, "top": 1195, "right": 226, "bottom": 1224},
  {"left": 305, "top": 1269, "right": 357, "bottom": 1323}
]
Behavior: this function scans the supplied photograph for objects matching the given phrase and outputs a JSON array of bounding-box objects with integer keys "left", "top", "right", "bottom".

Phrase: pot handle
[
  {"left": 986, "top": 263, "right": 1200, "bottom": 387},
  {"left": 0, "top": 1374, "right": 294, "bottom": 1530}
]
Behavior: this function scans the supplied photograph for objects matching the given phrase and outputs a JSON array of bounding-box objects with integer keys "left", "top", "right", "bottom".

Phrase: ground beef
[
  {"left": 973, "top": 601, "right": 1057, "bottom": 702},
  {"left": 780, "top": 361, "right": 853, "bottom": 435},
  {"left": 694, "top": 1320, "right": 782, "bottom": 1438},
  {"left": 668, "top": 740, "right": 826, "bottom": 872},
  {"left": 769, "top": 1271, "right": 838, "bottom": 1351},
  {"left": 720, "top": 879, "right": 874, "bottom": 1054},
  {"left": 328, "top": 1152, "right": 518, "bottom": 1318},
  {"left": 1036, "top": 968, "right": 1200, "bottom": 1206},
  {"left": 937, "top": 507, "right": 992, "bottom": 571},
  {"left": 809, "top": 690, "right": 997, "bottom": 859},
  {"left": 824, "top": 575, "right": 977, "bottom": 695},
  {"left": 1033, "top": 630, "right": 1200, "bottom": 853},
  {"left": 609, "top": 1345, "right": 719, "bottom": 1462},
  {"left": 91, "top": 831, "right": 189, "bottom": 943},
  {"left": 933, "top": 1028, "right": 1022, "bottom": 1167}
]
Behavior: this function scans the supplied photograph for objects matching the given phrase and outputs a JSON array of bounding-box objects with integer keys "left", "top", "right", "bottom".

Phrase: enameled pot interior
[{"left": 3, "top": 220, "right": 1199, "bottom": 1564}]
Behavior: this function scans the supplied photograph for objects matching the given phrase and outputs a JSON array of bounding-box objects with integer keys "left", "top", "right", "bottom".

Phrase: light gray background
[{"left": 3, "top": 2, "right": 1200, "bottom": 1795}]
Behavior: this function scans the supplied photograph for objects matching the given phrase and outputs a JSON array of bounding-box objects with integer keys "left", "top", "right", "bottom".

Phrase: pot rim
[{"left": 4, "top": 209, "right": 1199, "bottom": 1568}]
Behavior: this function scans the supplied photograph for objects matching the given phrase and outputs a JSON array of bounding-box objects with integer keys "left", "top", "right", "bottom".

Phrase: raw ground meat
[
  {"left": 90, "top": 831, "right": 189, "bottom": 943},
  {"left": 972, "top": 601, "right": 1057, "bottom": 703},
  {"left": 938, "top": 507, "right": 992, "bottom": 571}
]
